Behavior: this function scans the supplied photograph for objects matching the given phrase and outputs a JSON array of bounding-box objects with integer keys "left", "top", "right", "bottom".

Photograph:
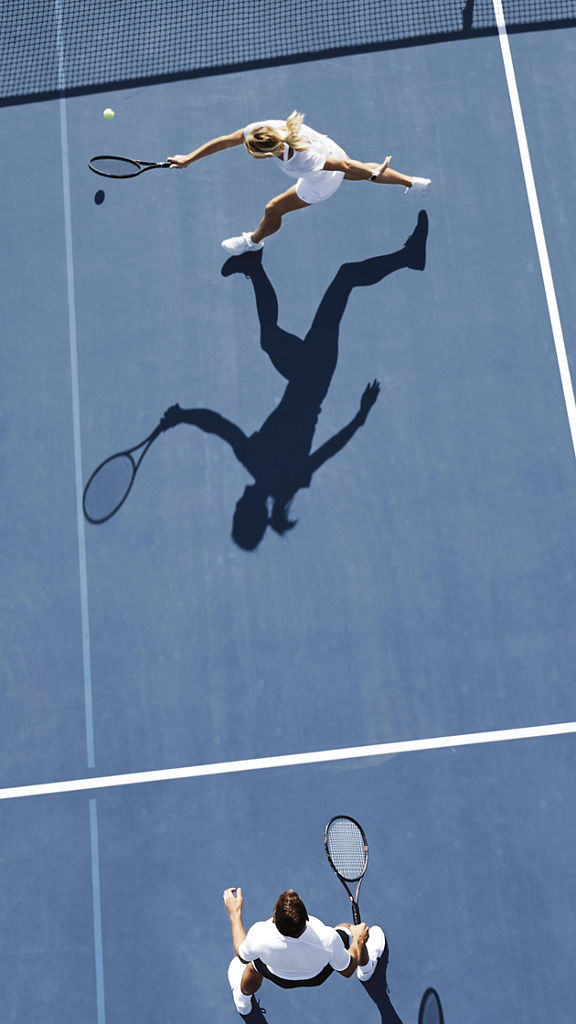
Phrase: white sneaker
[
  {"left": 228, "top": 957, "right": 252, "bottom": 1015},
  {"left": 406, "top": 177, "right": 431, "bottom": 196},
  {"left": 356, "top": 925, "right": 386, "bottom": 981},
  {"left": 221, "top": 232, "right": 264, "bottom": 255}
]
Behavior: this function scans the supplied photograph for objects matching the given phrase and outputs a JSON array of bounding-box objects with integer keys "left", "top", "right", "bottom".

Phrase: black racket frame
[
  {"left": 324, "top": 814, "right": 368, "bottom": 925},
  {"left": 88, "top": 156, "right": 172, "bottom": 178},
  {"left": 83, "top": 422, "right": 164, "bottom": 523}
]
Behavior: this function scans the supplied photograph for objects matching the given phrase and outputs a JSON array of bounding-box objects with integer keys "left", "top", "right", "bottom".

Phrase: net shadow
[{"left": 1, "top": 0, "right": 575, "bottom": 106}]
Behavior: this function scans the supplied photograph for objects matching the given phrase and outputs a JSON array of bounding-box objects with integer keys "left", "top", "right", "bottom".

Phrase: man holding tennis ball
[{"left": 223, "top": 887, "right": 385, "bottom": 1016}]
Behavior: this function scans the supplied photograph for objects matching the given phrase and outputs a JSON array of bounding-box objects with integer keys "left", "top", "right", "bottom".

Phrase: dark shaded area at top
[{"left": 1, "top": 0, "right": 575, "bottom": 107}]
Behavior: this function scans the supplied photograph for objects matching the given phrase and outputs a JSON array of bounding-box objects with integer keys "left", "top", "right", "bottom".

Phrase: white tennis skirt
[{"left": 296, "top": 141, "right": 348, "bottom": 204}]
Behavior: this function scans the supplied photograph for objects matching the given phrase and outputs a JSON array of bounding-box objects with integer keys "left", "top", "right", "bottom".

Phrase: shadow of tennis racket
[
  {"left": 83, "top": 419, "right": 166, "bottom": 524},
  {"left": 418, "top": 988, "right": 444, "bottom": 1024}
]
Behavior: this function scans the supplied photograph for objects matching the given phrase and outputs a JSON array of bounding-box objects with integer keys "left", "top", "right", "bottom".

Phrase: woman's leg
[
  {"left": 344, "top": 161, "right": 413, "bottom": 188},
  {"left": 251, "top": 185, "right": 310, "bottom": 243}
]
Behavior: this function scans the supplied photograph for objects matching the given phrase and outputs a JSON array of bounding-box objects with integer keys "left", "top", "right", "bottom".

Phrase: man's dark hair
[{"left": 273, "top": 890, "right": 309, "bottom": 937}]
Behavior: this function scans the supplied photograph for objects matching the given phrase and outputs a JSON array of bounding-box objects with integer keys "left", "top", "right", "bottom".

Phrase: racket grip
[{"left": 351, "top": 901, "right": 361, "bottom": 925}]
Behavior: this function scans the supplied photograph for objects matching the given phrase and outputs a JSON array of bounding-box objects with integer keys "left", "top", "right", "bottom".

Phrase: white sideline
[
  {"left": 55, "top": 0, "right": 96, "bottom": 769},
  {"left": 492, "top": 0, "right": 576, "bottom": 457}
]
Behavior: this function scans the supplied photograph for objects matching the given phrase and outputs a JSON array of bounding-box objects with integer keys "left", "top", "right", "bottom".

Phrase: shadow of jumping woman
[{"left": 161, "top": 211, "right": 428, "bottom": 550}]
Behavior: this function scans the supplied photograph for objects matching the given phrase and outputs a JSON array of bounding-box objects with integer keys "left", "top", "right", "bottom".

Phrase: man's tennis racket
[
  {"left": 324, "top": 815, "right": 368, "bottom": 925},
  {"left": 89, "top": 156, "right": 172, "bottom": 178},
  {"left": 83, "top": 422, "right": 165, "bottom": 523},
  {"left": 418, "top": 988, "right": 444, "bottom": 1024}
]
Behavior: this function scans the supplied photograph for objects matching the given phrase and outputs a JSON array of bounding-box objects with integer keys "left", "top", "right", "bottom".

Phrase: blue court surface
[{"left": 2, "top": 2, "right": 576, "bottom": 1022}]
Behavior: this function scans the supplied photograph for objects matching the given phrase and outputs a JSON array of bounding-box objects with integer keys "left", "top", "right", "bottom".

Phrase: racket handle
[{"left": 351, "top": 900, "right": 361, "bottom": 925}]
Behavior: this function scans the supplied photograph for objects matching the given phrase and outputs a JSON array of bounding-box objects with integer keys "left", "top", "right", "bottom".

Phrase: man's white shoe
[
  {"left": 221, "top": 231, "right": 264, "bottom": 255},
  {"left": 228, "top": 957, "right": 252, "bottom": 1015},
  {"left": 356, "top": 925, "right": 386, "bottom": 981},
  {"left": 406, "top": 177, "right": 431, "bottom": 196}
]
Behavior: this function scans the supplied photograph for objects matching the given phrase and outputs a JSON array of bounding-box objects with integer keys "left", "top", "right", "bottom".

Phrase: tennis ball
[{"left": 103, "top": 108, "right": 115, "bottom": 120}]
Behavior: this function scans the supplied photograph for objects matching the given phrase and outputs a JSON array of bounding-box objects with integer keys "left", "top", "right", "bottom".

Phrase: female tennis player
[{"left": 167, "top": 111, "right": 430, "bottom": 253}]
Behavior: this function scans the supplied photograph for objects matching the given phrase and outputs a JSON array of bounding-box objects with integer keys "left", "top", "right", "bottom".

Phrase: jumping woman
[{"left": 167, "top": 111, "right": 431, "bottom": 254}]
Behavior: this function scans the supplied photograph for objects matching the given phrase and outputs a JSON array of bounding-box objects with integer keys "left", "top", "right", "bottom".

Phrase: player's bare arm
[
  {"left": 167, "top": 128, "right": 245, "bottom": 167},
  {"left": 337, "top": 922, "right": 370, "bottom": 977},
  {"left": 223, "top": 886, "right": 249, "bottom": 959}
]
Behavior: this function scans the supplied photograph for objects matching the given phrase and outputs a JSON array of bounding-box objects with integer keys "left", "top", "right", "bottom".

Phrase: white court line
[
  {"left": 1, "top": 721, "right": 575, "bottom": 801},
  {"left": 492, "top": 0, "right": 576, "bottom": 458},
  {"left": 89, "top": 800, "right": 106, "bottom": 1024},
  {"left": 55, "top": 0, "right": 96, "bottom": 768}
]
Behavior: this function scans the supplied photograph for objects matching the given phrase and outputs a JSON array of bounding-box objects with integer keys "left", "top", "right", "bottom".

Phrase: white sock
[
  {"left": 232, "top": 989, "right": 252, "bottom": 1015},
  {"left": 357, "top": 957, "right": 377, "bottom": 981}
]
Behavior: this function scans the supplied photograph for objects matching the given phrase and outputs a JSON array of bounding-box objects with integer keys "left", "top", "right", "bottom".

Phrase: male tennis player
[
  {"left": 223, "top": 887, "right": 386, "bottom": 1016},
  {"left": 167, "top": 110, "right": 430, "bottom": 253}
]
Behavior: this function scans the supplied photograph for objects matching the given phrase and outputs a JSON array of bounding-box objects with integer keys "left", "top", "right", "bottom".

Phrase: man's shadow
[
  {"left": 360, "top": 945, "right": 404, "bottom": 1023},
  {"left": 162, "top": 213, "right": 428, "bottom": 550}
]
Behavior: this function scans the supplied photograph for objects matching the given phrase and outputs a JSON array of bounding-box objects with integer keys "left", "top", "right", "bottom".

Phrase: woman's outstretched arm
[{"left": 167, "top": 129, "right": 245, "bottom": 168}]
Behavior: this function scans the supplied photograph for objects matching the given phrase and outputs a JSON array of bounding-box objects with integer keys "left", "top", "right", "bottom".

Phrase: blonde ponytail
[
  {"left": 244, "top": 111, "right": 309, "bottom": 157},
  {"left": 283, "top": 111, "right": 308, "bottom": 151}
]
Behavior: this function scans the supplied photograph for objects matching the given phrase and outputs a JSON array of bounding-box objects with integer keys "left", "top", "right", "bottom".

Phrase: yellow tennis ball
[{"left": 103, "top": 108, "right": 115, "bottom": 120}]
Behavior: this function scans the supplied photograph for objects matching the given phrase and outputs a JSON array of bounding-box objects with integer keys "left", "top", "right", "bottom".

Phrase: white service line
[
  {"left": 492, "top": 0, "right": 576, "bottom": 458},
  {"left": 1, "top": 721, "right": 575, "bottom": 801}
]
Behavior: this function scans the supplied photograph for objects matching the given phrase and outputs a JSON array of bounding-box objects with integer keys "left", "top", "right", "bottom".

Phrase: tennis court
[{"left": 1, "top": 2, "right": 576, "bottom": 1021}]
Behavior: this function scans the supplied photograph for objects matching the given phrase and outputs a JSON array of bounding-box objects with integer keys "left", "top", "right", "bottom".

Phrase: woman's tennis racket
[
  {"left": 418, "top": 989, "right": 444, "bottom": 1024},
  {"left": 89, "top": 156, "right": 172, "bottom": 178},
  {"left": 324, "top": 815, "right": 368, "bottom": 925},
  {"left": 83, "top": 422, "right": 165, "bottom": 523}
]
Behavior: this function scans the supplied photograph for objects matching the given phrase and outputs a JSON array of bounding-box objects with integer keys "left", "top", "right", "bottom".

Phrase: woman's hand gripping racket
[
  {"left": 324, "top": 815, "right": 368, "bottom": 925},
  {"left": 89, "top": 156, "right": 172, "bottom": 178},
  {"left": 83, "top": 420, "right": 167, "bottom": 524}
]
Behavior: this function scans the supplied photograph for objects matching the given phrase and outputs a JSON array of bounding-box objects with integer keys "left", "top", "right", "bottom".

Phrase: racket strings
[
  {"left": 83, "top": 454, "right": 135, "bottom": 522},
  {"left": 90, "top": 156, "right": 140, "bottom": 177},
  {"left": 326, "top": 819, "right": 367, "bottom": 881}
]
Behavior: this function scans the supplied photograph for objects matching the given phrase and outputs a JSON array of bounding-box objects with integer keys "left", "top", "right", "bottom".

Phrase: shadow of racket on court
[
  {"left": 160, "top": 212, "right": 428, "bottom": 550},
  {"left": 83, "top": 419, "right": 169, "bottom": 524},
  {"left": 418, "top": 988, "right": 444, "bottom": 1024}
]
